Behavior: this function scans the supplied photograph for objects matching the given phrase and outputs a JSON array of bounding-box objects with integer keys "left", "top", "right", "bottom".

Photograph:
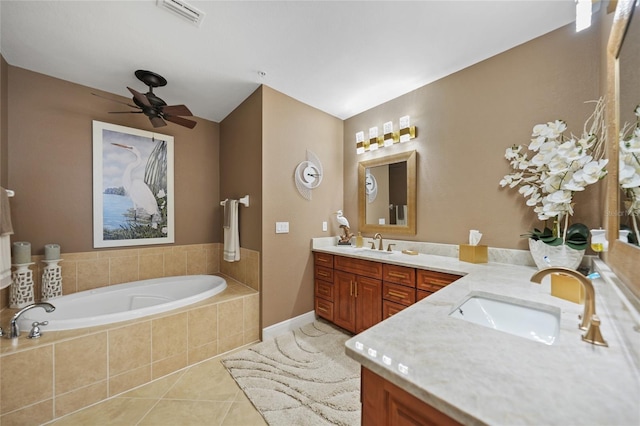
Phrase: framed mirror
[
  {"left": 605, "top": 0, "right": 640, "bottom": 296},
  {"left": 358, "top": 150, "right": 416, "bottom": 235}
]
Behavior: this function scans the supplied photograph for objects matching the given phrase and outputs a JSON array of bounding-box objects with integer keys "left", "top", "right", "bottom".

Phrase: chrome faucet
[
  {"left": 373, "top": 233, "right": 383, "bottom": 250},
  {"left": 530, "top": 267, "right": 607, "bottom": 346},
  {"left": 5, "top": 302, "right": 55, "bottom": 339}
]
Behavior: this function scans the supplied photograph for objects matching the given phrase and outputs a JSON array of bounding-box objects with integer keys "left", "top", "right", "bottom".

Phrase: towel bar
[{"left": 220, "top": 195, "right": 249, "bottom": 207}]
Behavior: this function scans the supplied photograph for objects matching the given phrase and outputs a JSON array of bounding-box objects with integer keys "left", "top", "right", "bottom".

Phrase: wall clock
[
  {"left": 365, "top": 171, "right": 377, "bottom": 203},
  {"left": 294, "top": 150, "right": 323, "bottom": 200}
]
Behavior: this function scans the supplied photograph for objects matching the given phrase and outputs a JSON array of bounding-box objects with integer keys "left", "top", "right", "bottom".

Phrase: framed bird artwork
[{"left": 92, "top": 121, "right": 175, "bottom": 247}]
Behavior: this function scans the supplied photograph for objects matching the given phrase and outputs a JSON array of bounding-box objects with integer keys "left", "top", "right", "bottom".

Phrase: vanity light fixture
[
  {"left": 383, "top": 121, "right": 398, "bottom": 146},
  {"left": 356, "top": 131, "right": 366, "bottom": 154},
  {"left": 355, "top": 117, "right": 417, "bottom": 154},
  {"left": 369, "top": 127, "right": 382, "bottom": 151},
  {"left": 399, "top": 115, "right": 416, "bottom": 143}
]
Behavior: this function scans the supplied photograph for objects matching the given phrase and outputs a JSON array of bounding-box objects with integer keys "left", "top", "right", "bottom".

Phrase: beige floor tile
[
  {"left": 138, "top": 400, "right": 231, "bottom": 426},
  {"left": 51, "top": 397, "right": 157, "bottom": 426},
  {"left": 163, "top": 359, "right": 240, "bottom": 402},
  {"left": 222, "top": 401, "right": 268, "bottom": 426},
  {"left": 120, "top": 370, "right": 185, "bottom": 399}
]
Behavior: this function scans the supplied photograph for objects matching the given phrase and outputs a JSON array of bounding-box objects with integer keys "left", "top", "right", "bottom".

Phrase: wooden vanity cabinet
[
  {"left": 314, "top": 253, "right": 335, "bottom": 321},
  {"left": 333, "top": 256, "right": 382, "bottom": 334},
  {"left": 382, "top": 264, "right": 416, "bottom": 319},
  {"left": 313, "top": 251, "right": 462, "bottom": 331},
  {"left": 417, "top": 269, "right": 462, "bottom": 300},
  {"left": 361, "top": 367, "right": 461, "bottom": 426}
]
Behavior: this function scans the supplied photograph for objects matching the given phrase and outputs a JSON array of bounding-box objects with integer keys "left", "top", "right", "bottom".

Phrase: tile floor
[{"left": 48, "top": 346, "right": 266, "bottom": 426}]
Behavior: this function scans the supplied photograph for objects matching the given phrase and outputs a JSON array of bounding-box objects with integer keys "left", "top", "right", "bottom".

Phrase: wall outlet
[
  {"left": 275, "top": 222, "right": 289, "bottom": 234},
  {"left": 322, "top": 221, "right": 328, "bottom": 232}
]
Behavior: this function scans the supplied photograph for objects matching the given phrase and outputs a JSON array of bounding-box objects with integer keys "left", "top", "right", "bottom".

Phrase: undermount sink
[{"left": 449, "top": 292, "right": 561, "bottom": 345}]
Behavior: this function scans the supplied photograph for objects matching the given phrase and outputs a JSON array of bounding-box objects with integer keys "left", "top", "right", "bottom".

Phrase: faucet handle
[
  {"left": 387, "top": 243, "right": 395, "bottom": 252},
  {"left": 28, "top": 321, "right": 48, "bottom": 339},
  {"left": 582, "top": 315, "right": 608, "bottom": 347},
  {"left": 369, "top": 241, "right": 376, "bottom": 249}
]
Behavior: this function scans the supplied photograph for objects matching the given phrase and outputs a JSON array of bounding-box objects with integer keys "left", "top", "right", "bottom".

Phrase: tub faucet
[
  {"left": 373, "top": 233, "right": 383, "bottom": 250},
  {"left": 530, "top": 267, "right": 607, "bottom": 346},
  {"left": 5, "top": 302, "right": 55, "bottom": 339}
]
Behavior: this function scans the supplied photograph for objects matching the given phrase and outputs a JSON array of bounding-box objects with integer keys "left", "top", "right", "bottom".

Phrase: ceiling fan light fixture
[{"left": 156, "top": 0, "right": 205, "bottom": 27}]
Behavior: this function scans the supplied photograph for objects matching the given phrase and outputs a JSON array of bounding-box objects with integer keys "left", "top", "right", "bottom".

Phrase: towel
[
  {"left": 223, "top": 198, "right": 231, "bottom": 228},
  {"left": 0, "top": 187, "right": 14, "bottom": 289},
  {"left": 223, "top": 199, "right": 240, "bottom": 262}
]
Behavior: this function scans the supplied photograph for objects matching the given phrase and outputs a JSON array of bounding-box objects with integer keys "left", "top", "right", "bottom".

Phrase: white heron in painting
[{"left": 111, "top": 143, "right": 160, "bottom": 220}]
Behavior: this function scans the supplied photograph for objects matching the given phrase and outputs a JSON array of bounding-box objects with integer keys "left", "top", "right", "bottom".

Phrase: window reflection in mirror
[{"left": 358, "top": 150, "right": 416, "bottom": 235}]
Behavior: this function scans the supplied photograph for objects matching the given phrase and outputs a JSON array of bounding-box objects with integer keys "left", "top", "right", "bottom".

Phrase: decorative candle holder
[
  {"left": 10, "top": 262, "right": 36, "bottom": 308},
  {"left": 41, "top": 259, "right": 63, "bottom": 300}
]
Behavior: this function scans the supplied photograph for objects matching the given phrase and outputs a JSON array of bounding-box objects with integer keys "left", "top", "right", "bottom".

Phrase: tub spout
[{"left": 5, "top": 302, "right": 55, "bottom": 339}]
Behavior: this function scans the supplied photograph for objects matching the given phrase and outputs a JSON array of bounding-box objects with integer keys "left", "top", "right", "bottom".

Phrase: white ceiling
[{"left": 0, "top": 1, "right": 577, "bottom": 122}]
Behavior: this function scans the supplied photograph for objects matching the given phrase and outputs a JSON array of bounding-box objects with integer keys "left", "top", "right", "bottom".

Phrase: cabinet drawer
[
  {"left": 383, "top": 300, "right": 407, "bottom": 319},
  {"left": 314, "top": 265, "right": 334, "bottom": 282},
  {"left": 382, "top": 282, "right": 415, "bottom": 306},
  {"left": 416, "top": 290, "right": 431, "bottom": 301},
  {"left": 334, "top": 255, "right": 382, "bottom": 279},
  {"left": 416, "top": 270, "right": 462, "bottom": 293},
  {"left": 315, "top": 298, "right": 334, "bottom": 321},
  {"left": 314, "top": 252, "right": 334, "bottom": 268},
  {"left": 315, "top": 279, "right": 334, "bottom": 301},
  {"left": 383, "top": 264, "right": 416, "bottom": 287}
]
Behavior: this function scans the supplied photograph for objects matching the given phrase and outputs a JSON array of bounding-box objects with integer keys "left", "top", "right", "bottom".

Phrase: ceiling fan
[{"left": 94, "top": 70, "right": 197, "bottom": 129}]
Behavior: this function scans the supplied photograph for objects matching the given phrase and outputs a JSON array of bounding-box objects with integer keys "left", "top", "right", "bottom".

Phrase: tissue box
[
  {"left": 458, "top": 244, "right": 488, "bottom": 263},
  {"left": 550, "top": 273, "right": 584, "bottom": 304}
]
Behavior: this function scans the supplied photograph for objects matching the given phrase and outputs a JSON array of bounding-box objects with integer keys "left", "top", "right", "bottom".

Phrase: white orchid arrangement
[
  {"left": 619, "top": 105, "right": 640, "bottom": 240},
  {"left": 500, "top": 98, "right": 607, "bottom": 248}
]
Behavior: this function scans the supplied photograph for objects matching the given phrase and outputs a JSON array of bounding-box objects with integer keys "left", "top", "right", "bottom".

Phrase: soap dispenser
[{"left": 355, "top": 232, "right": 363, "bottom": 248}]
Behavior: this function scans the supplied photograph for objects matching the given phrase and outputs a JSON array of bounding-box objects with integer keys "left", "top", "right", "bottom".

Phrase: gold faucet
[
  {"left": 530, "top": 267, "right": 607, "bottom": 347},
  {"left": 373, "top": 233, "right": 383, "bottom": 250}
]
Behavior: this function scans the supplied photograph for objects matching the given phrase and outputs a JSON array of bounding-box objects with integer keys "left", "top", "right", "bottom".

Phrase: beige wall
[
  {"left": 261, "top": 86, "right": 343, "bottom": 327},
  {"left": 344, "top": 22, "right": 603, "bottom": 251},
  {"left": 6, "top": 66, "right": 220, "bottom": 255},
  {"left": 220, "top": 87, "right": 263, "bottom": 252}
]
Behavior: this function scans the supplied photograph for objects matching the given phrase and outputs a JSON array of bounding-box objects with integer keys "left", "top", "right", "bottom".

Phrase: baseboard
[{"left": 262, "top": 310, "right": 316, "bottom": 340}]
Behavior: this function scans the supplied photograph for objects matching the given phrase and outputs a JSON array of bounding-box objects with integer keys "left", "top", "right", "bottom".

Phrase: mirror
[
  {"left": 605, "top": 0, "right": 640, "bottom": 297},
  {"left": 358, "top": 150, "right": 416, "bottom": 235}
]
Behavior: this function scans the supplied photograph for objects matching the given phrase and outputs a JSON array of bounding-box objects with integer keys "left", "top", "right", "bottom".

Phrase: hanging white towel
[
  {"left": 223, "top": 199, "right": 240, "bottom": 262},
  {"left": 0, "top": 187, "right": 14, "bottom": 289}
]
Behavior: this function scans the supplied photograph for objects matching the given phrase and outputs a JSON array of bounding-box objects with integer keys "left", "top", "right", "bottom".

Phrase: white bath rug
[{"left": 222, "top": 320, "right": 361, "bottom": 426}]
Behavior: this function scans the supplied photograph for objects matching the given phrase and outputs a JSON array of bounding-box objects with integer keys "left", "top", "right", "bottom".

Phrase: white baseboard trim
[{"left": 262, "top": 310, "right": 316, "bottom": 340}]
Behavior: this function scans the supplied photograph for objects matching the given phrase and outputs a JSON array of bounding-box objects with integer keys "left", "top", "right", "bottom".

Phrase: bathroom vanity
[{"left": 312, "top": 241, "right": 640, "bottom": 425}]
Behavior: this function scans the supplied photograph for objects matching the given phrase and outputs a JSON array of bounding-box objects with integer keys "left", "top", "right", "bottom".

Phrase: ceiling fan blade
[
  {"left": 108, "top": 111, "right": 143, "bottom": 114},
  {"left": 128, "top": 87, "right": 152, "bottom": 107},
  {"left": 92, "top": 92, "right": 139, "bottom": 109},
  {"left": 162, "top": 104, "right": 193, "bottom": 116},
  {"left": 150, "top": 116, "right": 167, "bottom": 128},
  {"left": 164, "top": 115, "right": 197, "bottom": 129}
]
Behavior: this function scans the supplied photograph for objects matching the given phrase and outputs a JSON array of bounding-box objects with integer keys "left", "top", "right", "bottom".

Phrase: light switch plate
[
  {"left": 275, "top": 222, "right": 289, "bottom": 234},
  {"left": 322, "top": 221, "right": 328, "bottom": 232}
]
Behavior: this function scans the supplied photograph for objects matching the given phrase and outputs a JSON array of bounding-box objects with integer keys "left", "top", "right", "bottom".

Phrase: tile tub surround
[
  {"left": 0, "top": 277, "right": 259, "bottom": 425},
  {"left": 317, "top": 244, "right": 640, "bottom": 424},
  {"left": 0, "top": 243, "right": 261, "bottom": 309}
]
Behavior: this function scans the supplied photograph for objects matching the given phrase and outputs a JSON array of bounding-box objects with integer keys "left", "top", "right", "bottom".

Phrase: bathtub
[{"left": 18, "top": 275, "right": 227, "bottom": 331}]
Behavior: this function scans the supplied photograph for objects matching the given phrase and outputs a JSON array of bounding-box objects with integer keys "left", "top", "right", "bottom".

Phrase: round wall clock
[{"left": 294, "top": 150, "right": 323, "bottom": 200}]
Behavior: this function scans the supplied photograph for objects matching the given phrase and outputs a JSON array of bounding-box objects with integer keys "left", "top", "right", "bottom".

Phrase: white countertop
[{"left": 313, "top": 243, "right": 640, "bottom": 426}]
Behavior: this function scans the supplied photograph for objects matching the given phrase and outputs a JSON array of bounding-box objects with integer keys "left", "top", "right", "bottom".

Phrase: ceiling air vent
[{"left": 156, "top": 0, "right": 205, "bottom": 27}]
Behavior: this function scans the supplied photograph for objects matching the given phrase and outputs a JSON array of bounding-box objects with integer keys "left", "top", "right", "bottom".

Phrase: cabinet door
[
  {"left": 355, "top": 276, "right": 382, "bottom": 333},
  {"left": 361, "top": 367, "right": 462, "bottom": 426},
  {"left": 334, "top": 270, "right": 356, "bottom": 333}
]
